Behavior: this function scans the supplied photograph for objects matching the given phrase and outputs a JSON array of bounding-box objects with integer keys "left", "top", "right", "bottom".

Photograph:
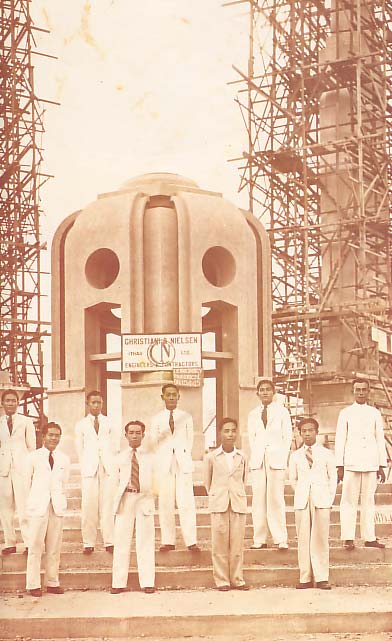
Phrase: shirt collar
[{"left": 216, "top": 445, "right": 238, "bottom": 456}]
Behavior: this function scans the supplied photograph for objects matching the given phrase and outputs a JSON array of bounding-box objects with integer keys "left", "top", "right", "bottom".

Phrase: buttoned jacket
[
  {"left": 75, "top": 413, "right": 119, "bottom": 477},
  {"left": 335, "top": 402, "right": 388, "bottom": 471},
  {"left": 247, "top": 401, "right": 293, "bottom": 470},
  {"left": 26, "top": 447, "right": 70, "bottom": 517},
  {"left": 203, "top": 446, "right": 248, "bottom": 514},
  {"left": 289, "top": 444, "right": 337, "bottom": 510},
  {"left": 0, "top": 413, "right": 36, "bottom": 476},
  {"left": 149, "top": 407, "right": 193, "bottom": 475},
  {"left": 113, "top": 446, "right": 155, "bottom": 516}
]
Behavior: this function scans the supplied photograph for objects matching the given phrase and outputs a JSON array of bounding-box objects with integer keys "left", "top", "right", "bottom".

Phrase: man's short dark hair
[
  {"left": 125, "top": 420, "right": 145, "bottom": 435},
  {"left": 256, "top": 379, "right": 275, "bottom": 393},
  {"left": 219, "top": 417, "right": 238, "bottom": 431},
  {"left": 42, "top": 421, "right": 62, "bottom": 436},
  {"left": 298, "top": 417, "right": 319, "bottom": 432},
  {"left": 352, "top": 378, "right": 370, "bottom": 389},
  {"left": 86, "top": 390, "right": 103, "bottom": 401},
  {"left": 1, "top": 388, "right": 19, "bottom": 403},
  {"left": 161, "top": 383, "right": 179, "bottom": 395}
]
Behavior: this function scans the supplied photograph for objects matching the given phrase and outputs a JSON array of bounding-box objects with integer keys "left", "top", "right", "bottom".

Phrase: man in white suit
[
  {"left": 247, "top": 379, "right": 292, "bottom": 550},
  {"left": 289, "top": 417, "right": 337, "bottom": 590},
  {"left": 335, "top": 378, "right": 388, "bottom": 551},
  {"left": 75, "top": 390, "right": 119, "bottom": 554},
  {"left": 26, "top": 422, "right": 70, "bottom": 597},
  {"left": 111, "top": 420, "right": 156, "bottom": 594},
  {"left": 0, "top": 389, "right": 36, "bottom": 555},
  {"left": 149, "top": 384, "right": 200, "bottom": 552}
]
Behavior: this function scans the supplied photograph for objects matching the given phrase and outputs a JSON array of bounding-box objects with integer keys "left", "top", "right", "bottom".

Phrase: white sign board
[{"left": 122, "top": 333, "right": 202, "bottom": 372}]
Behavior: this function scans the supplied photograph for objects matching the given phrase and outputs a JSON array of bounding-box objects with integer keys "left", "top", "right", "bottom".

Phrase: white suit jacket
[
  {"left": 26, "top": 447, "right": 70, "bottom": 517},
  {"left": 0, "top": 413, "right": 36, "bottom": 476},
  {"left": 289, "top": 444, "right": 337, "bottom": 510},
  {"left": 247, "top": 401, "right": 293, "bottom": 470},
  {"left": 335, "top": 402, "right": 388, "bottom": 471},
  {"left": 149, "top": 408, "right": 193, "bottom": 475},
  {"left": 113, "top": 447, "right": 155, "bottom": 516},
  {"left": 75, "top": 413, "right": 119, "bottom": 477}
]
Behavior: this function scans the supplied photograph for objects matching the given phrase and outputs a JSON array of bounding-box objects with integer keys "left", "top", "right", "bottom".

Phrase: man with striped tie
[
  {"left": 111, "top": 420, "right": 156, "bottom": 594},
  {"left": 289, "top": 417, "right": 337, "bottom": 590}
]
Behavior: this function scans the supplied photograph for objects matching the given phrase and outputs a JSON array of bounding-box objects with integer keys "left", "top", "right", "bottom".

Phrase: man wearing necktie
[
  {"left": 25, "top": 422, "right": 70, "bottom": 596},
  {"left": 0, "top": 389, "right": 36, "bottom": 555},
  {"left": 111, "top": 420, "right": 156, "bottom": 594},
  {"left": 289, "top": 417, "right": 337, "bottom": 590},
  {"left": 149, "top": 384, "right": 200, "bottom": 552},
  {"left": 247, "top": 379, "right": 293, "bottom": 550},
  {"left": 75, "top": 390, "right": 120, "bottom": 554}
]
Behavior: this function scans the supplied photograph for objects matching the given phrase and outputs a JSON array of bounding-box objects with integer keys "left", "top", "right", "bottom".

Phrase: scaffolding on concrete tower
[
  {"left": 229, "top": 0, "right": 392, "bottom": 431},
  {"left": 0, "top": 0, "right": 50, "bottom": 417}
]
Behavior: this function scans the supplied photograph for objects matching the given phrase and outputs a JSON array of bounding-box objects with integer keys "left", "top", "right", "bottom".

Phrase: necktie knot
[
  {"left": 169, "top": 410, "right": 175, "bottom": 434},
  {"left": 6, "top": 415, "right": 13, "bottom": 435},
  {"left": 49, "top": 452, "right": 54, "bottom": 470}
]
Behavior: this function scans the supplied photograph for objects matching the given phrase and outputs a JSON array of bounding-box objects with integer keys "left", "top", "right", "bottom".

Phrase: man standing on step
[
  {"left": 247, "top": 379, "right": 292, "bottom": 550},
  {"left": 26, "top": 422, "right": 70, "bottom": 597},
  {"left": 0, "top": 389, "right": 36, "bottom": 555},
  {"left": 149, "top": 383, "right": 200, "bottom": 553},
  {"left": 289, "top": 417, "right": 337, "bottom": 590},
  {"left": 335, "top": 378, "right": 388, "bottom": 551},
  {"left": 75, "top": 390, "right": 119, "bottom": 555},
  {"left": 111, "top": 420, "right": 156, "bottom": 594}
]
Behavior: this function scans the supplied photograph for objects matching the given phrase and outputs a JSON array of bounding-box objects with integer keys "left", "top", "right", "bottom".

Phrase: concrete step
[{"left": 1, "top": 587, "right": 391, "bottom": 639}]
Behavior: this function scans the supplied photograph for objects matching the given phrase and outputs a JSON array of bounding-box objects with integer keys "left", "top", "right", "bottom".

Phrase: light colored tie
[
  {"left": 169, "top": 410, "right": 175, "bottom": 434},
  {"left": 94, "top": 416, "right": 99, "bottom": 434},
  {"left": 130, "top": 449, "right": 140, "bottom": 492},
  {"left": 305, "top": 446, "right": 313, "bottom": 468},
  {"left": 7, "top": 415, "right": 13, "bottom": 435},
  {"left": 261, "top": 405, "right": 268, "bottom": 428}
]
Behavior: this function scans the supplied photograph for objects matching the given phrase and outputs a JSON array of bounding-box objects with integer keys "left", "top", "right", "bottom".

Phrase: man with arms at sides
[
  {"left": 75, "top": 390, "right": 119, "bottom": 555},
  {"left": 335, "top": 378, "right": 388, "bottom": 551},
  {"left": 289, "top": 417, "right": 337, "bottom": 590},
  {"left": 149, "top": 384, "right": 200, "bottom": 553},
  {"left": 0, "top": 389, "right": 36, "bottom": 555},
  {"left": 204, "top": 418, "right": 249, "bottom": 591},
  {"left": 26, "top": 422, "right": 70, "bottom": 597},
  {"left": 111, "top": 420, "right": 156, "bottom": 594},
  {"left": 247, "top": 379, "right": 293, "bottom": 550}
]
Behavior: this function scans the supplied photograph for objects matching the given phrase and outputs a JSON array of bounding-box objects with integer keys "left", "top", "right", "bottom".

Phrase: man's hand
[
  {"left": 377, "top": 467, "right": 386, "bottom": 483},
  {"left": 337, "top": 466, "right": 344, "bottom": 483}
]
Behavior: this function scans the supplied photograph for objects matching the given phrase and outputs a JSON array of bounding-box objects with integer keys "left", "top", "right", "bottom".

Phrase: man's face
[
  {"left": 353, "top": 382, "right": 369, "bottom": 405},
  {"left": 220, "top": 422, "right": 237, "bottom": 451},
  {"left": 257, "top": 383, "right": 274, "bottom": 406},
  {"left": 87, "top": 395, "right": 103, "bottom": 416},
  {"left": 126, "top": 425, "right": 143, "bottom": 449},
  {"left": 162, "top": 386, "right": 179, "bottom": 411},
  {"left": 2, "top": 393, "right": 18, "bottom": 416},
  {"left": 43, "top": 427, "right": 61, "bottom": 452},
  {"left": 300, "top": 424, "right": 318, "bottom": 447}
]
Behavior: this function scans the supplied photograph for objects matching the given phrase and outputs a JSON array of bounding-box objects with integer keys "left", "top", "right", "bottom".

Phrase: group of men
[{"left": 0, "top": 376, "right": 388, "bottom": 596}]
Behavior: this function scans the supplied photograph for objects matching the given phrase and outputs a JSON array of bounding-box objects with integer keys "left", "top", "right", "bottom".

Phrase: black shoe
[
  {"left": 2, "top": 546, "right": 17, "bottom": 555},
  {"left": 105, "top": 545, "right": 114, "bottom": 553},
  {"left": 110, "top": 587, "right": 126, "bottom": 594},
  {"left": 217, "top": 585, "right": 230, "bottom": 591},
  {"left": 233, "top": 583, "right": 250, "bottom": 590},
  {"left": 343, "top": 540, "right": 355, "bottom": 551},
  {"left": 23, "top": 548, "right": 28, "bottom": 555},
  {"left": 296, "top": 582, "right": 313, "bottom": 589},
  {"left": 315, "top": 581, "right": 332, "bottom": 590},
  {"left": 47, "top": 586, "right": 64, "bottom": 594},
  {"left": 364, "top": 540, "right": 385, "bottom": 549},
  {"left": 143, "top": 587, "right": 156, "bottom": 594},
  {"left": 250, "top": 543, "right": 267, "bottom": 549},
  {"left": 83, "top": 547, "right": 94, "bottom": 555},
  {"left": 28, "top": 588, "right": 42, "bottom": 597},
  {"left": 187, "top": 544, "right": 201, "bottom": 552},
  {"left": 159, "top": 544, "right": 175, "bottom": 552}
]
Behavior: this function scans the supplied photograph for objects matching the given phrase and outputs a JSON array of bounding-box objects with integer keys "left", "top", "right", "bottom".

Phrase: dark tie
[
  {"left": 49, "top": 452, "right": 54, "bottom": 470},
  {"left": 261, "top": 405, "right": 268, "bottom": 428},
  {"left": 305, "top": 446, "right": 313, "bottom": 468},
  {"left": 130, "top": 449, "right": 140, "bottom": 492},
  {"left": 169, "top": 410, "right": 175, "bottom": 434},
  {"left": 7, "top": 415, "right": 13, "bottom": 435},
  {"left": 94, "top": 416, "right": 99, "bottom": 434}
]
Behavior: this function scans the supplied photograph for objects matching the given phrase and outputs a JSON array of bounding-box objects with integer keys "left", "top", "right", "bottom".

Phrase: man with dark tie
[
  {"left": 111, "top": 420, "right": 156, "bottom": 594},
  {"left": 0, "top": 388, "right": 36, "bottom": 555},
  {"left": 247, "top": 379, "right": 292, "bottom": 550},
  {"left": 149, "top": 384, "right": 200, "bottom": 552},
  {"left": 25, "top": 422, "right": 70, "bottom": 596},
  {"left": 75, "top": 390, "right": 119, "bottom": 554}
]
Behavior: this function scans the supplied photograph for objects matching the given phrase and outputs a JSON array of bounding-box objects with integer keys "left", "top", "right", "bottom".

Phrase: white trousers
[
  {"left": 81, "top": 463, "right": 114, "bottom": 547},
  {"left": 26, "top": 503, "right": 63, "bottom": 590},
  {"left": 0, "top": 468, "right": 30, "bottom": 547},
  {"left": 211, "top": 507, "right": 246, "bottom": 588},
  {"left": 340, "top": 470, "right": 378, "bottom": 542},
  {"left": 251, "top": 458, "right": 288, "bottom": 545},
  {"left": 112, "top": 493, "right": 155, "bottom": 589},
  {"left": 158, "top": 460, "right": 197, "bottom": 547},
  {"left": 295, "top": 498, "right": 330, "bottom": 584}
]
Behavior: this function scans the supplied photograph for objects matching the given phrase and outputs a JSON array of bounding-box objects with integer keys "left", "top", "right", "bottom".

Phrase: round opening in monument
[
  {"left": 202, "top": 246, "right": 236, "bottom": 287},
  {"left": 85, "top": 248, "right": 120, "bottom": 289}
]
